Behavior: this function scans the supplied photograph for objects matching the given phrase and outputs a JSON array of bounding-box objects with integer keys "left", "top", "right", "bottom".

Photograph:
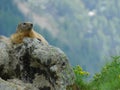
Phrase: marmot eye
[{"left": 23, "top": 23, "right": 26, "bottom": 25}]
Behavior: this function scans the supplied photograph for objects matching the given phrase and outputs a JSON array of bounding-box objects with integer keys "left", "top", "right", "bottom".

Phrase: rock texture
[{"left": 0, "top": 37, "right": 75, "bottom": 90}]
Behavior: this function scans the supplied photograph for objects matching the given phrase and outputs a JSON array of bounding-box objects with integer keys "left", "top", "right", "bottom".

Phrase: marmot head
[{"left": 16, "top": 22, "right": 33, "bottom": 32}]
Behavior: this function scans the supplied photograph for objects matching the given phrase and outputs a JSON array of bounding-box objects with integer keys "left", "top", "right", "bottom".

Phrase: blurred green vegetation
[
  {"left": 73, "top": 65, "right": 89, "bottom": 90},
  {"left": 73, "top": 56, "right": 120, "bottom": 90},
  {"left": 89, "top": 56, "right": 120, "bottom": 90}
]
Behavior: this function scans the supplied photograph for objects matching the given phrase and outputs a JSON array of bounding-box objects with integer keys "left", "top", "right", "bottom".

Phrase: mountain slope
[{"left": 0, "top": 0, "right": 120, "bottom": 75}]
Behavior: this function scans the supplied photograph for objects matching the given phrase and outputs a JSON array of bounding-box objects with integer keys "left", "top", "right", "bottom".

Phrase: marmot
[{"left": 10, "top": 22, "right": 48, "bottom": 44}]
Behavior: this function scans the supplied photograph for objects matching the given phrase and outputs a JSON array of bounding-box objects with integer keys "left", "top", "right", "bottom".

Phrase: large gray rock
[
  {"left": 0, "top": 78, "right": 38, "bottom": 90},
  {"left": 0, "top": 37, "right": 75, "bottom": 90}
]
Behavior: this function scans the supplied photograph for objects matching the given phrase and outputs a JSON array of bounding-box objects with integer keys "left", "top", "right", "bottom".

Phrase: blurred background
[{"left": 0, "top": 0, "right": 120, "bottom": 77}]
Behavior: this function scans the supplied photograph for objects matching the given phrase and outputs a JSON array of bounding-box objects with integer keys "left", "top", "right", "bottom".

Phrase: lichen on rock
[{"left": 0, "top": 37, "right": 75, "bottom": 90}]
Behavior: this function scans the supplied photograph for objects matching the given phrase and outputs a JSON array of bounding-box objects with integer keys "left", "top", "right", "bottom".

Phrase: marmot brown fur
[{"left": 10, "top": 22, "right": 48, "bottom": 44}]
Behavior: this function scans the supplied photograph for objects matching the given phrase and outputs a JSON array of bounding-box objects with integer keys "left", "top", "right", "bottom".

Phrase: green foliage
[
  {"left": 73, "top": 65, "right": 89, "bottom": 90},
  {"left": 89, "top": 56, "right": 120, "bottom": 90},
  {"left": 73, "top": 57, "right": 120, "bottom": 90}
]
